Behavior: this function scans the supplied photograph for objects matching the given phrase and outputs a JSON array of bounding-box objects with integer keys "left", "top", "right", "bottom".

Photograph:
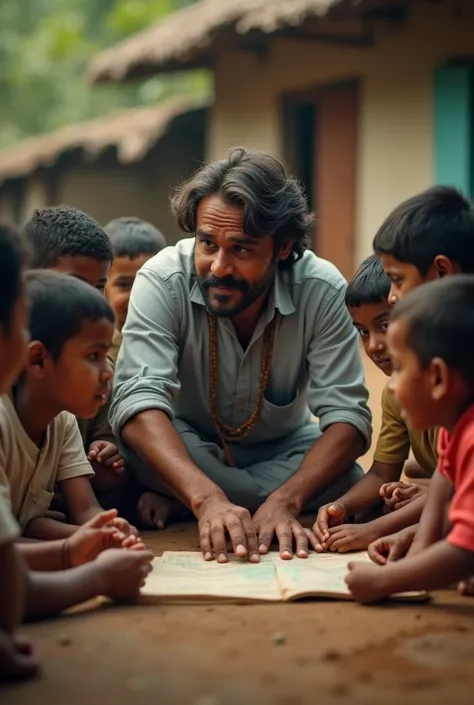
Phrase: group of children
[
  {"left": 2, "top": 183, "right": 474, "bottom": 680},
  {"left": 312, "top": 185, "right": 474, "bottom": 602},
  {"left": 0, "top": 209, "right": 166, "bottom": 681}
]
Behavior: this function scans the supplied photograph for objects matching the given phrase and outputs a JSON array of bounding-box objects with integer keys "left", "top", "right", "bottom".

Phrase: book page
[
  {"left": 141, "top": 551, "right": 282, "bottom": 602},
  {"left": 273, "top": 551, "right": 370, "bottom": 601}
]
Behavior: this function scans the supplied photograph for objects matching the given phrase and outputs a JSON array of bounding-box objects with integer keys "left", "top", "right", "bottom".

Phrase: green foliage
[{"left": 0, "top": 0, "right": 208, "bottom": 149}]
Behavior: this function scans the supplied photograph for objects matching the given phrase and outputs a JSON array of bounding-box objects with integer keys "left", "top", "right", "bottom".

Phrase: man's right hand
[
  {"left": 195, "top": 495, "right": 260, "bottom": 563},
  {"left": 95, "top": 548, "right": 154, "bottom": 599},
  {"left": 312, "top": 502, "right": 347, "bottom": 550}
]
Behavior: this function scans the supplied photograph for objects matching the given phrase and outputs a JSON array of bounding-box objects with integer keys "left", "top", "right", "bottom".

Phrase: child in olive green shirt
[{"left": 313, "top": 255, "right": 436, "bottom": 552}]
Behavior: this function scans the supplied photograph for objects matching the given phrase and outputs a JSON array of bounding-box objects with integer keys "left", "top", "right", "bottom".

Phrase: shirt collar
[{"left": 189, "top": 268, "right": 295, "bottom": 316}]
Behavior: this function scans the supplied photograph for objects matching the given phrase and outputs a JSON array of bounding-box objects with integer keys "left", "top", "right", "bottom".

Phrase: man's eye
[
  {"left": 357, "top": 328, "right": 369, "bottom": 339},
  {"left": 380, "top": 321, "right": 389, "bottom": 332}
]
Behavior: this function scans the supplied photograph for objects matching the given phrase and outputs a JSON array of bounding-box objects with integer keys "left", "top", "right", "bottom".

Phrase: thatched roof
[
  {"left": 0, "top": 96, "right": 207, "bottom": 184},
  {"left": 88, "top": 0, "right": 374, "bottom": 84}
]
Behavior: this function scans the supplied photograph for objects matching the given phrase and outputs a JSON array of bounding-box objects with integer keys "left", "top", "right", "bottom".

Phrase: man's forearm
[
  {"left": 122, "top": 410, "right": 226, "bottom": 512},
  {"left": 25, "top": 563, "right": 105, "bottom": 618},
  {"left": 18, "top": 539, "right": 66, "bottom": 571},
  {"left": 378, "top": 540, "right": 474, "bottom": 595},
  {"left": 24, "top": 518, "right": 77, "bottom": 541},
  {"left": 273, "top": 423, "right": 365, "bottom": 512}
]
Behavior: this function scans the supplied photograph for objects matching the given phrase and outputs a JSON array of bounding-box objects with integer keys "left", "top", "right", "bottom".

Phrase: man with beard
[{"left": 109, "top": 148, "right": 372, "bottom": 563}]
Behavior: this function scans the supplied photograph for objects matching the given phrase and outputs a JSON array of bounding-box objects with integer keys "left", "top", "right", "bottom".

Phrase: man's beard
[{"left": 197, "top": 268, "right": 276, "bottom": 318}]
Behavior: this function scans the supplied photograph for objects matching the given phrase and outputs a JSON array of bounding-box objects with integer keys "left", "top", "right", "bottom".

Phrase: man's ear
[
  {"left": 429, "top": 357, "right": 449, "bottom": 401},
  {"left": 25, "top": 341, "right": 48, "bottom": 379},
  {"left": 278, "top": 240, "right": 293, "bottom": 262},
  {"left": 433, "top": 255, "right": 459, "bottom": 278}
]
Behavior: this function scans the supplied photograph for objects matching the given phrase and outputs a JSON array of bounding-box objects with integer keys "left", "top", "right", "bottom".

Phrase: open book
[{"left": 141, "top": 551, "right": 428, "bottom": 603}]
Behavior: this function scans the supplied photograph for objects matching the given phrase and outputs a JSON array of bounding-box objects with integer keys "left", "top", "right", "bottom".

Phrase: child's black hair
[
  {"left": 345, "top": 254, "right": 391, "bottom": 308},
  {"left": 104, "top": 217, "right": 166, "bottom": 259},
  {"left": 391, "top": 275, "right": 474, "bottom": 388},
  {"left": 0, "top": 223, "right": 27, "bottom": 331},
  {"left": 25, "top": 205, "right": 113, "bottom": 268},
  {"left": 25, "top": 270, "right": 114, "bottom": 360},
  {"left": 373, "top": 186, "right": 474, "bottom": 275}
]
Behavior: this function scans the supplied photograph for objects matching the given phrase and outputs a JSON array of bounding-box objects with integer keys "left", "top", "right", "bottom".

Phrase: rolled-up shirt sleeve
[
  {"left": 109, "top": 266, "right": 181, "bottom": 438},
  {"left": 306, "top": 284, "right": 372, "bottom": 452}
]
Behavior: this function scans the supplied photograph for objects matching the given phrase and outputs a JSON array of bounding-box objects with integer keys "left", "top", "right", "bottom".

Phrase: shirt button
[{"left": 237, "top": 405, "right": 244, "bottom": 413}]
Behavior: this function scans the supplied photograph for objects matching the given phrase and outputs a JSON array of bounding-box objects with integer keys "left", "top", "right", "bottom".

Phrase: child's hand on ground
[
  {"left": 0, "top": 632, "right": 40, "bottom": 683},
  {"left": 95, "top": 548, "right": 154, "bottom": 600},
  {"left": 380, "top": 481, "right": 426, "bottom": 510},
  {"left": 88, "top": 440, "right": 125, "bottom": 473},
  {"left": 312, "top": 502, "right": 347, "bottom": 550},
  {"left": 323, "top": 522, "right": 377, "bottom": 553},
  {"left": 367, "top": 524, "right": 417, "bottom": 565},
  {"left": 345, "top": 561, "right": 387, "bottom": 604}
]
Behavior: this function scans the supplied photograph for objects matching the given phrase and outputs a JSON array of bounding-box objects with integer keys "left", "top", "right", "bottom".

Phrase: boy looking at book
[
  {"left": 313, "top": 256, "right": 433, "bottom": 552},
  {"left": 103, "top": 217, "right": 167, "bottom": 525},
  {"left": 346, "top": 277, "right": 474, "bottom": 602},
  {"left": 25, "top": 206, "right": 124, "bottom": 496},
  {"left": 0, "top": 224, "right": 152, "bottom": 682},
  {"left": 104, "top": 216, "right": 166, "bottom": 362},
  {"left": 365, "top": 185, "right": 474, "bottom": 570},
  {"left": 0, "top": 270, "right": 135, "bottom": 540}
]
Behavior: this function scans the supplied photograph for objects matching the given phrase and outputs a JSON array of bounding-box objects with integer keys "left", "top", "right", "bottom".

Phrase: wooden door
[{"left": 314, "top": 84, "right": 359, "bottom": 280}]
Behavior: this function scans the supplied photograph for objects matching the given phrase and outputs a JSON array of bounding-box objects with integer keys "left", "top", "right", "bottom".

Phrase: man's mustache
[{"left": 199, "top": 274, "right": 249, "bottom": 292}]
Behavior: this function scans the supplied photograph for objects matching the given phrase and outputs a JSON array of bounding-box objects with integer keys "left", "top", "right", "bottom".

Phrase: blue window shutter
[{"left": 434, "top": 65, "right": 473, "bottom": 196}]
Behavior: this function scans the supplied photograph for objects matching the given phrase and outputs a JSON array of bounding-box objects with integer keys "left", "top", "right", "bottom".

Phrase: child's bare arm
[
  {"left": 59, "top": 475, "right": 103, "bottom": 525},
  {"left": 23, "top": 517, "right": 77, "bottom": 541},
  {"left": 25, "top": 549, "right": 153, "bottom": 618},
  {"left": 0, "top": 540, "right": 26, "bottom": 633},
  {"left": 324, "top": 493, "right": 426, "bottom": 553},
  {"left": 60, "top": 476, "right": 137, "bottom": 536},
  {"left": 409, "top": 469, "right": 453, "bottom": 555},
  {"left": 313, "top": 461, "right": 403, "bottom": 544},
  {"left": 346, "top": 540, "right": 474, "bottom": 603}
]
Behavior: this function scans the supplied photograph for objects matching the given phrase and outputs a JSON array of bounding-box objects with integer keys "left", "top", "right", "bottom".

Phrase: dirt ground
[{"left": 3, "top": 360, "right": 474, "bottom": 705}]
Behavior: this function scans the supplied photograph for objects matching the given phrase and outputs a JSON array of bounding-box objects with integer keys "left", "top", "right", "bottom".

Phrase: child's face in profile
[
  {"left": 41, "top": 318, "right": 114, "bottom": 419},
  {"left": 52, "top": 256, "right": 110, "bottom": 294},
  {"left": 379, "top": 254, "right": 428, "bottom": 304},
  {"left": 387, "top": 319, "right": 439, "bottom": 431},
  {"left": 0, "top": 284, "right": 29, "bottom": 394},
  {"left": 106, "top": 254, "right": 153, "bottom": 331},
  {"left": 348, "top": 301, "right": 392, "bottom": 376}
]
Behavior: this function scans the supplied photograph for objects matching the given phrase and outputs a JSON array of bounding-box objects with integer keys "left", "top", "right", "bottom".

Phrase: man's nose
[{"left": 210, "top": 250, "right": 233, "bottom": 278}]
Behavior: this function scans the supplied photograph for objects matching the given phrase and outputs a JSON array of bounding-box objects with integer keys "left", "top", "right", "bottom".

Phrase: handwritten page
[
  {"left": 141, "top": 551, "right": 282, "bottom": 602},
  {"left": 273, "top": 551, "right": 370, "bottom": 600}
]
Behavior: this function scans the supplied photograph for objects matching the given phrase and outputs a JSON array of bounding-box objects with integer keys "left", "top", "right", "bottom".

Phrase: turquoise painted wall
[{"left": 434, "top": 65, "right": 473, "bottom": 195}]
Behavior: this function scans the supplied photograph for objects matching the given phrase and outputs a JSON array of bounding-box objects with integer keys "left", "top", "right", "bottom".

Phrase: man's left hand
[{"left": 252, "top": 497, "right": 319, "bottom": 559}]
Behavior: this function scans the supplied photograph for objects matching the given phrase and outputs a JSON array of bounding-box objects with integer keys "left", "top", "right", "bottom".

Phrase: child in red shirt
[{"left": 346, "top": 275, "right": 474, "bottom": 602}]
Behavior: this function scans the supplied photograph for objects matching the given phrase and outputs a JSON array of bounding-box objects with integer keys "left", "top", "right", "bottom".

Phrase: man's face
[
  {"left": 106, "top": 254, "right": 152, "bottom": 331},
  {"left": 379, "top": 254, "right": 430, "bottom": 304},
  {"left": 194, "top": 194, "right": 288, "bottom": 318},
  {"left": 52, "top": 255, "right": 110, "bottom": 294},
  {"left": 348, "top": 302, "right": 392, "bottom": 376},
  {"left": 387, "top": 320, "right": 439, "bottom": 431}
]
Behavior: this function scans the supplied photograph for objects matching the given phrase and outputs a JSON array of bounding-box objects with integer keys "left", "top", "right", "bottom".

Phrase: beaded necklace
[{"left": 208, "top": 313, "right": 277, "bottom": 466}]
